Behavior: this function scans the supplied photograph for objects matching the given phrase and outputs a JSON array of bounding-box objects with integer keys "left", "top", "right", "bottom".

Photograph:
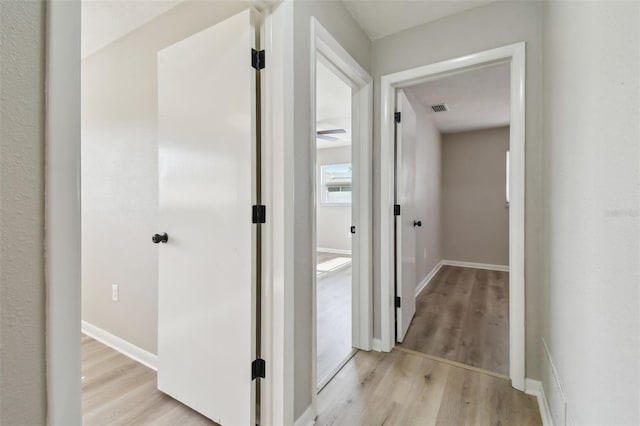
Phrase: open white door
[
  {"left": 395, "top": 91, "right": 417, "bottom": 342},
  {"left": 157, "top": 9, "right": 259, "bottom": 425}
]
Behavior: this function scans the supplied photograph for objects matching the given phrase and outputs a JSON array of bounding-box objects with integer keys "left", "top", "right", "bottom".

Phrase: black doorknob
[
  {"left": 152, "top": 233, "right": 168, "bottom": 244},
  {"left": 413, "top": 220, "right": 422, "bottom": 227}
]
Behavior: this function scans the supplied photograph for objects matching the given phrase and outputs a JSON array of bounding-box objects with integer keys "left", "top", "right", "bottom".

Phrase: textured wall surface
[
  {"left": 541, "top": 1, "right": 639, "bottom": 424},
  {"left": 0, "top": 1, "right": 47, "bottom": 424}
]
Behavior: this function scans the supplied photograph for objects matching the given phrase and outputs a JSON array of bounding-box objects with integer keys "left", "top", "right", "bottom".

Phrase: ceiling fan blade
[
  {"left": 316, "top": 128, "right": 346, "bottom": 136},
  {"left": 317, "top": 135, "right": 339, "bottom": 141}
]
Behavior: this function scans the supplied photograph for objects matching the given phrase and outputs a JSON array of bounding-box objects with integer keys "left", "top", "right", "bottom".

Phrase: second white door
[{"left": 395, "top": 90, "right": 417, "bottom": 342}]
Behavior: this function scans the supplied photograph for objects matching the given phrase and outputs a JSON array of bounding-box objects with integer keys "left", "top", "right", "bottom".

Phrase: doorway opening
[
  {"left": 309, "top": 18, "right": 373, "bottom": 403},
  {"left": 379, "top": 43, "right": 526, "bottom": 390},
  {"left": 314, "top": 59, "right": 356, "bottom": 389},
  {"left": 394, "top": 62, "right": 511, "bottom": 377}
]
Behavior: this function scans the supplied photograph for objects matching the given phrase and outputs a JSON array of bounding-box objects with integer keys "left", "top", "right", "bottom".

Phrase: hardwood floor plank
[
  {"left": 392, "top": 358, "right": 450, "bottom": 426},
  {"left": 456, "top": 269, "right": 489, "bottom": 372},
  {"left": 434, "top": 364, "right": 482, "bottom": 425},
  {"left": 483, "top": 270, "right": 509, "bottom": 374}
]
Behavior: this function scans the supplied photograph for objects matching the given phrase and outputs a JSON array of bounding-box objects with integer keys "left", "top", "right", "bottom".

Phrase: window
[
  {"left": 320, "top": 163, "right": 352, "bottom": 205},
  {"left": 506, "top": 150, "right": 510, "bottom": 206}
]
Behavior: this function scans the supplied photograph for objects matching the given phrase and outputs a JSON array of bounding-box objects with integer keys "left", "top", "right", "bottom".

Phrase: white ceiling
[
  {"left": 316, "top": 61, "right": 352, "bottom": 150},
  {"left": 82, "top": 0, "right": 182, "bottom": 58},
  {"left": 404, "top": 62, "right": 510, "bottom": 133},
  {"left": 342, "top": 0, "right": 496, "bottom": 41}
]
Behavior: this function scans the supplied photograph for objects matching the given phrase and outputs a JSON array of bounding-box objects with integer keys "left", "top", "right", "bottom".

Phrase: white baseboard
[
  {"left": 81, "top": 320, "right": 157, "bottom": 371},
  {"left": 415, "top": 261, "right": 444, "bottom": 297},
  {"left": 525, "top": 378, "right": 554, "bottom": 426},
  {"left": 441, "top": 259, "right": 509, "bottom": 272},
  {"left": 541, "top": 338, "right": 567, "bottom": 426},
  {"left": 294, "top": 404, "right": 316, "bottom": 426},
  {"left": 316, "top": 247, "right": 351, "bottom": 256}
]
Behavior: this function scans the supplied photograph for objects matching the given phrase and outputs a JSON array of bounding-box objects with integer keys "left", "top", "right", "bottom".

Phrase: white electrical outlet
[{"left": 112, "top": 284, "right": 119, "bottom": 302}]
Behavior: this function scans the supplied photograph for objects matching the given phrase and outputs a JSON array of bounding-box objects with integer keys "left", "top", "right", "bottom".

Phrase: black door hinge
[
  {"left": 394, "top": 112, "right": 401, "bottom": 123},
  {"left": 394, "top": 204, "right": 401, "bottom": 216},
  {"left": 350, "top": 226, "right": 356, "bottom": 234},
  {"left": 251, "top": 358, "right": 265, "bottom": 380},
  {"left": 252, "top": 205, "right": 266, "bottom": 224},
  {"left": 395, "top": 296, "right": 401, "bottom": 308},
  {"left": 251, "top": 49, "right": 265, "bottom": 70}
]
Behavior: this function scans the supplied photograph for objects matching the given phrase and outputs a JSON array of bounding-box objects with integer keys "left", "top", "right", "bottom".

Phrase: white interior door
[
  {"left": 157, "top": 9, "right": 258, "bottom": 425},
  {"left": 395, "top": 91, "right": 417, "bottom": 342}
]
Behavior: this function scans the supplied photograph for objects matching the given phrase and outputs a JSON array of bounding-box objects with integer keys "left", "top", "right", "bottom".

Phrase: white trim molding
[
  {"left": 371, "top": 338, "right": 385, "bottom": 352},
  {"left": 294, "top": 405, "right": 316, "bottom": 426},
  {"left": 317, "top": 248, "right": 352, "bottom": 256},
  {"left": 415, "top": 261, "right": 444, "bottom": 297},
  {"left": 541, "top": 338, "right": 568, "bottom": 426},
  {"left": 441, "top": 260, "right": 509, "bottom": 272},
  {"left": 46, "top": 1, "right": 82, "bottom": 424},
  {"left": 309, "top": 17, "right": 373, "bottom": 418},
  {"left": 379, "top": 42, "right": 527, "bottom": 391},
  {"left": 81, "top": 321, "right": 157, "bottom": 371},
  {"left": 525, "top": 378, "right": 554, "bottom": 426},
  {"left": 261, "top": 4, "right": 295, "bottom": 425}
]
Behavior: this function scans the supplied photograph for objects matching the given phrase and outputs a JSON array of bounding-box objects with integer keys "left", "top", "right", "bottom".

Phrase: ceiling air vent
[{"left": 431, "top": 103, "right": 448, "bottom": 112}]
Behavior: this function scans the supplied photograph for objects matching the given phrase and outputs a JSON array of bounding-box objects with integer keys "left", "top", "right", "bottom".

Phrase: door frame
[
  {"left": 309, "top": 16, "right": 373, "bottom": 408},
  {"left": 378, "top": 42, "right": 527, "bottom": 391},
  {"left": 45, "top": 2, "right": 282, "bottom": 424}
]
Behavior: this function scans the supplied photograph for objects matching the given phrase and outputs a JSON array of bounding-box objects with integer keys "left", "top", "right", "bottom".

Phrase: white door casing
[
  {"left": 309, "top": 17, "right": 373, "bottom": 417},
  {"left": 395, "top": 91, "right": 417, "bottom": 342},
  {"left": 157, "top": 9, "right": 258, "bottom": 425},
  {"left": 379, "top": 43, "right": 526, "bottom": 391}
]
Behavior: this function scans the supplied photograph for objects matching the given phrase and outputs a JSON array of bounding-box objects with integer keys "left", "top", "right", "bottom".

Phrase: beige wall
[
  {"left": 0, "top": 1, "right": 47, "bottom": 424},
  {"left": 404, "top": 91, "right": 442, "bottom": 287},
  {"left": 291, "top": 1, "right": 371, "bottom": 418},
  {"left": 541, "top": 1, "right": 639, "bottom": 424},
  {"left": 82, "top": 1, "right": 252, "bottom": 354},
  {"left": 316, "top": 147, "right": 352, "bottom": 253},
  {"left": 441, "top": 127, "right": 509, "bottom": 266},
  {"left": 372, "top": 0, "right": 542, "bottom": 378}
]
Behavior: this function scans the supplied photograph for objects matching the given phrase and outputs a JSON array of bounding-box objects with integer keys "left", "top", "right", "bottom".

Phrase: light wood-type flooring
[
  {"left": 83, "top": 335, "right": 537, "bottom": 425},
  {"left": 316, "top": 348, "right": 540, "bottom": 426},
  {"left": 400, "top": 265, "right": 509, "bottom": 376},
  {"left": 81, "top": 335, "right": 217, "bottom": 426},
  {"left": 316, "top": 251, "right": 353, "bottom": 385}
]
